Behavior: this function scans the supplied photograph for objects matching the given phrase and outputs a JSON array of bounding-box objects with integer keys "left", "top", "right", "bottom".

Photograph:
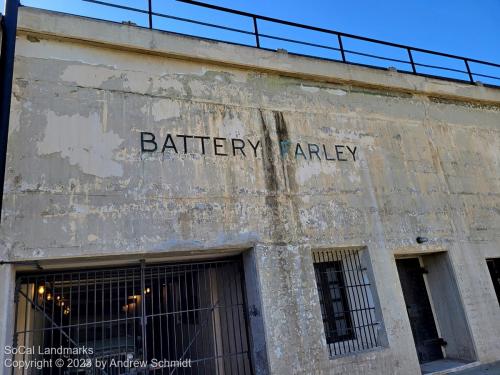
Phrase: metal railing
[
  {"left": 69, "top": 0, "right": 500, "bottom": 88},
  {"left": 0, "top": 0, "right": 20, "bottom": 223}
]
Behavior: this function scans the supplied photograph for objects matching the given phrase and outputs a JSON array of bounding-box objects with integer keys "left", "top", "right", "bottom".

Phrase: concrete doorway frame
[{"left": 394, "top": 250, "right": 478, "bottom": 374}]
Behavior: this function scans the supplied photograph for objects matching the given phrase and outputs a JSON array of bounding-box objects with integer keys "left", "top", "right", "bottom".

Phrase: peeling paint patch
[
  {"left": 156, "top": 76, "right": 185, "bottom": 93},
  {"left": 326, "top": 88, "right": 347, "bottom": 96},
  {"left": 151, "top": 100, "right": 181, "bottom": 121},
  {"left": 122, "top": 71, "right": 153, "bottom": 93},
  {"left": 61, "top": 65, "right": 115, "bottom": 87},
  {"left": 189, "top": 80, "right": 209, "bottom": 96},
  {"left": 140, "top": 103, "right": 149, "bottom": 115},
  {"left": 222, "top": 113, "right": 246, "bottom": 139},
  {"left": 295, "top": 162, "right": 337, "bottom": 184},
  {"left": 300, "top": 84, "right": 320, "bottom": 93},
  {"left": 9, "top": 95, "right": 22, "bottom": 134},
  {"left": 37, "top": 111, "right": 124, "bottom": 178},
  {"left": 295, "top": 163, "right": 326, "bottom": 185}
]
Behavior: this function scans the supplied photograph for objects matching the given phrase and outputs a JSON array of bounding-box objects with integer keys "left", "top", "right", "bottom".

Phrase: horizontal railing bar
[
  {"left": 413, "top": 62, "right": 469, "bottom": 75},
  {"left": 83, "top": 0, "right": 148, "bottom": 14},
  {"left": 257, "top": 41, "right": 492, "bottom": 79},
  {"left": 84, "top": 0, "right": 255, "bottom": 36},
  {"left": 344, "top": 49, "right": 412, "bottom": 65},
  {"left": 472, "top": 72, "right": 500, "bottom": 81},
  {"left": 177, "top": 0, "right": 500, "bottom": 69},
  {"left": 259, "top": 33, "right": 342, "bottom": 52},
  {"left": 152, "top": 13, "right": 254, "bottom": 36}
]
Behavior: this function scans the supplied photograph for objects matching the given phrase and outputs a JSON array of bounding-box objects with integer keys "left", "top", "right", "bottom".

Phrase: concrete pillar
[{"left": 253, "top": 243, "right": 328, "bottom": 374}]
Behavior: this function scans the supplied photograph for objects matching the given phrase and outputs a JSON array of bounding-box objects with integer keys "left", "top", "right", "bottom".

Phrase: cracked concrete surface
[{"left": 0, "top": 7, "right": 499, "bottom": 375}]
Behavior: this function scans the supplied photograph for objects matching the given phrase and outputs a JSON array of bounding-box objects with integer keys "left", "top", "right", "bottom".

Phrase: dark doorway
[
  {"left": 396, "top": 258, "right": 444, "bottom": 364},
  {"left": 487, "top": 258, "right": 500, "bottom": 306}
]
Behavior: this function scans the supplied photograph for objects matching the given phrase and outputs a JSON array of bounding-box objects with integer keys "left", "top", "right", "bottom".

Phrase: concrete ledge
[{"left": 16, "top": 7, "right": 500, "bottom": 105}]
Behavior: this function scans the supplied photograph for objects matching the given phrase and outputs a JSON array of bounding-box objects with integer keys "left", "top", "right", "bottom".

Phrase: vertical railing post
[
  {"left": 140, "top": 260, "right": 147, "bottom": 360},
  {"left": 407, "top": 48, "right": 417, "bottom": 74},
  {"left": 148, "top": 0, "right": 153, "bottom": 29},
  {"left": 0, "top": 0, "right": 20, "bottom": 223},
  {"left": 252, "top": 16, "right": 260, "bottom": 48},
  {"left": 464, "top": 59, "right": 474, "bottom": 83},
  {"left": 337, "top": 34, "right": 346, "bottom": 62}
]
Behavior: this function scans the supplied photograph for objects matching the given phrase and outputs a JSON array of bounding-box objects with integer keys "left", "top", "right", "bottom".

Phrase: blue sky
[{"left": 14, "top": 0, "right": 500, "bottom": 84}]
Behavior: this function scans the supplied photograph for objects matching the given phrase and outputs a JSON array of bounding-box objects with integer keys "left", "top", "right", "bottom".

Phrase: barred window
[
  {"left": 314, "top": 261, "right": 354, "bottom": 343},
  {"left": 313, "top": 249, "right": 380, "bottom": 357}
]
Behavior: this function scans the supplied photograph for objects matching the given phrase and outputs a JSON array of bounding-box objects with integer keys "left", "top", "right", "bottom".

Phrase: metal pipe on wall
[{"left": 0, "top": 0, "right": 19, "bottom": 222}]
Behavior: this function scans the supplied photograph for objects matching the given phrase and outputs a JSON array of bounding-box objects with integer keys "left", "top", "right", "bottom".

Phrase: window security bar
[{"left": 313, "top": 249, "right": 380, "bottom": 357}]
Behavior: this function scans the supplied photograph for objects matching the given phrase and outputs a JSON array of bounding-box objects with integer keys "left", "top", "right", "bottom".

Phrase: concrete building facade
[{"left": 0, "top": 7, "right": 499, "bottom": 375}]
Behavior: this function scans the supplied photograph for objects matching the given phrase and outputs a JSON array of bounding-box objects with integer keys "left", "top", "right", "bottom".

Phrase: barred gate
[{"left": 12, "top": 258, "right": 253, "bottom": 375}]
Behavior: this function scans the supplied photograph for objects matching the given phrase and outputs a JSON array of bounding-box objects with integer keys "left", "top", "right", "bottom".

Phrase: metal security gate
[{"left": 12, "top": 258, "right": 253, "bottom": 375}]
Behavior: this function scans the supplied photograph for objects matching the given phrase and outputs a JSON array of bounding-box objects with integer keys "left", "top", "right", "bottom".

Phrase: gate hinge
[{"left": 419, "top": 267, "right": 428, "bottom": 274}]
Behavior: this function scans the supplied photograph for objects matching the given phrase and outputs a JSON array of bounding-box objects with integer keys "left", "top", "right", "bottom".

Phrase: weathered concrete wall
[{"left": 1, "top": 7, "right": 499, "bottom": 374}]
